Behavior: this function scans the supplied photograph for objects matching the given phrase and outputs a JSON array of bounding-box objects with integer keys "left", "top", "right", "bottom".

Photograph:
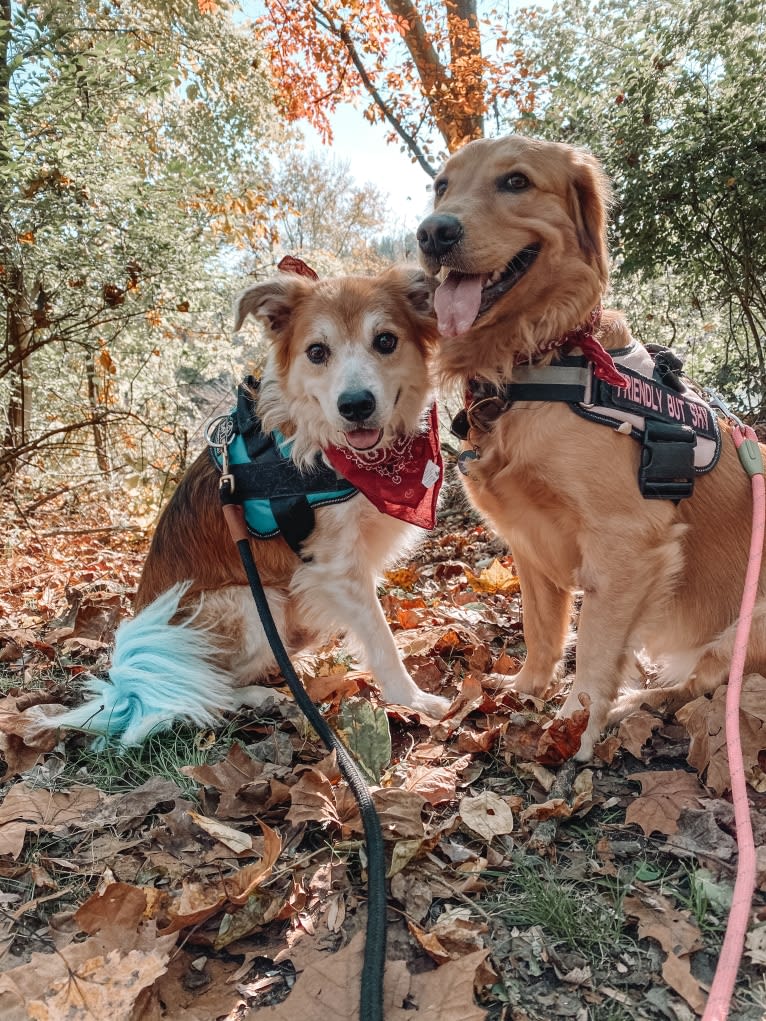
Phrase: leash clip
[
  {"left": 704, "top": 389, "right": 745, "bottom": 429},
  {"left": 205, "top": 414, "right": 236, "bottom": 494}
]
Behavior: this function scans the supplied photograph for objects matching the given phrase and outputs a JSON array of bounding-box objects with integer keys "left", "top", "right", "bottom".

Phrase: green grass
[
  {"left": 481, "top": 852, "right": 632, "bottom": 967},
  {"left": 57, "top": 719, "right": 243, "bottom": 799}
]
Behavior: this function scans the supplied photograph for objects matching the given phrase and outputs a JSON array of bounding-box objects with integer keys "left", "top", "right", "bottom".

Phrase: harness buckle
[
  {"left": 704, "top": 388, "right": 745, "bottom": 429},
  {"left": 638, "top": 420, "right": 696, "bottom": 501}
]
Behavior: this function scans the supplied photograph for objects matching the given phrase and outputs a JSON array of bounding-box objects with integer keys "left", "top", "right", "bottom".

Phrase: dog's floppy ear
[
  {"left": 234, "top": 275, "right": 310, "bottom": 334},
  {"left": 567, "top": 150, "right": 611, "bottom": 291},
  {"left": 387, "top": 265, "right": 438, "bottom": 316}
]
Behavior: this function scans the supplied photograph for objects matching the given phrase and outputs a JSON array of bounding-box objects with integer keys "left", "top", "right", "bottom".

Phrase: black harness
[
  {"left": 208, "top": 378, "right": 357, "bottom": 555},
  {"left": 451, "top": 347, "right": 721, "bottom": 502}
]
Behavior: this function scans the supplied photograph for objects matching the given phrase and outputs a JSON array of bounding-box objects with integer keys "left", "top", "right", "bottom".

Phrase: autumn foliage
[{"left": 256, "top": 1, "right": 537, "bottom": 173}]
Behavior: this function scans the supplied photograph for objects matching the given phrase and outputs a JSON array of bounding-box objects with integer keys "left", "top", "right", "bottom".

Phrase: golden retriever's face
[
  {"left": 417, "top": 135, "right": 611, "bottom": 374},
  {"left": 235, "top": 267, "right": 438, "bottom": 463}
]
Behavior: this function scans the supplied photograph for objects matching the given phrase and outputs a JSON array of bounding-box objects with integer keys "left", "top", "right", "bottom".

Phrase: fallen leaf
[
  {"left": 464, "top": 559, "right": 520, "bottom": 594},
  {"left": 335, "top": 697, "right": 392, "bottom": 783},
  {"left": 625, "top": 770, "right": 705, "bottom": 836},
  {"left": 260, "top": 929, "right": 489, "bottom": 1020},
  {"left": 616, "top": 709, "right": 663, "bottom": 758},
  {"left": 537, "top": 695, "right": 591, "bottom": 765},
  {"left": 624, "top": 891, "right": 705, "bottom": 1012},
  {"left": 188, "top": 811, "right": 253, "bottom": 853},
  {"left": 676, "top": 675, "right": 766, "bottom": 794},
  {"left": 459, "top": 790, "right": 514, "bottom": 842},
  {"left": 27, "top": 947, "right": 169, "bottom": 1021},
  {"left": 0, "top": 783, "right": 104, "bottom": 859},
  {"left": 161, "top": 821, "right": 281, "bottom": 932},
  {"left": 286, "top": 768, "right": 340, "bottom": 828},
  {"left": 402, "top": 757, "right": 471, "bottom": 805}
]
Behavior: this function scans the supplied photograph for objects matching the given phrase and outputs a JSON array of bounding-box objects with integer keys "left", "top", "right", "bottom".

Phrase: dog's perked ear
[
  {"left": 233, "top": 275, "right": 312, "bottom": 334},
  {"left": 566, "top": 149, "right": 612, "bottom": 292}
]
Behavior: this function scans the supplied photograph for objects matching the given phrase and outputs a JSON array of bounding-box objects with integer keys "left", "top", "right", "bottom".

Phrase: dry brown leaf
[
  {"left": 261, "top": 929, "right": 489, "bottom": 1020},
  {"left": 459, "top": 791, "right": 514, "bottom": 842},
  {"left": 286, "top": 767, "right": 341, "bottom": 828},
  {"left": 384, "top": 566, "right": 420, "bottom": 590},
  {"left": 521, "top": 769, "right": 594, "bottom": 825},
  {"left": 74, "top": 882, "right": 149, "bottom": 937},
  {"left": 187, "top": 811, "right": 253, "bottom": 853},
  {"left": 464, "top": 559, "right": 520, "bottom": 594},
  {"left": 625, "top": 770, "right": 705, "bottom": 836},
  {"left": 402, "top": 757, "right": 471, "bottom": 805},
  {"left": 160, "top": 821, "right": 281, "bottom": 933},
  {"left": 0, "top": 693, "right": 59, "bottom": 778},
  {"left": 303, "top": 672, "right": 361, "bottom": 704},
  {"left": 676, "top": 675, "right": 766, "bottom": 794},
  {"left": 624, "top": 891, "right": 705, "bottom": 1011},
  {"left": 183, "top": 741, "right": 265, "bottom": 792},
  {"left": 536, "top": 695, "right": 591, "bottom": 765},
  {"left": 27, "top": 946, "right": 168, "bottom": 1020},
  {"left": 390, "top": 870, "right": 433, "bottom": 923},
  {"left": 0, "top": 927, "right": 176, "bottom": 1021},
  {"left": 415, "top": 907, "right": 487, "bottom": 961},
  {"left": 615, "top": 709, "right": 664, "bottom": 758},
  {"left": 0, "top": 782, "right": 104, "bottom": 859}
]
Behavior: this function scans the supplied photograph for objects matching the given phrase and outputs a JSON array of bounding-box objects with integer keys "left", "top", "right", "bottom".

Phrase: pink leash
[{"left": 702, "top": 421, "right": 764, "bottom": 1021}]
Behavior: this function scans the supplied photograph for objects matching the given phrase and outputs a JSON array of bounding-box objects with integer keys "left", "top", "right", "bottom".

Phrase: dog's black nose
[
  {"left": 337, "top": 389, "right": 376, "bottom": 422},
  {"left": 416, "top": 214, "right": 464, "bottom": 260}
]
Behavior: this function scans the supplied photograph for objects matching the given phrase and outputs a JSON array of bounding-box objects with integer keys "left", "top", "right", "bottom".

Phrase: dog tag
[
  {"left": 457, "top": 449, "right": 479, "bottom": 476},
  {"left": 421, "top": 459, "right": 441, "bottom": 488}
]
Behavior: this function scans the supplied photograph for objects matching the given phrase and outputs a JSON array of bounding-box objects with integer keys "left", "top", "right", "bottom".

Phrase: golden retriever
[
  {"left": 417, "top": 134, "right": 764, "bottom": 760},
  {"left": 29, "top": 266, "right": 449, "bottom": 744}
]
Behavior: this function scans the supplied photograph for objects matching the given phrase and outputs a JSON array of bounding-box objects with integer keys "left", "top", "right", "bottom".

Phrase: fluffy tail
[{"left": 31, "top": 584, "right": 238, "bottom": 746}]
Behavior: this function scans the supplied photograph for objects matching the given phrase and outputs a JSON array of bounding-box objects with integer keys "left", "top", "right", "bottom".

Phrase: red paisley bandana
[{"left": 324, "top": 403, "right": 443, "bottom": 530}]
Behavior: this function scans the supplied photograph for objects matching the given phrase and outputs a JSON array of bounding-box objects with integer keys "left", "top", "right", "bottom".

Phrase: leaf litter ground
[{"left": 0, "top": 492, "right": 765, "bottom": 1021}]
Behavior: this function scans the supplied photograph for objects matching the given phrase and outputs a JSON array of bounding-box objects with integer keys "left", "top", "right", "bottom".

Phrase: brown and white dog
[
  {"left": 31, "top": 265, "right": 450, "bottom": 744},
  {"left": 417, "top": 134, "right": 766, "bottom": 760}
]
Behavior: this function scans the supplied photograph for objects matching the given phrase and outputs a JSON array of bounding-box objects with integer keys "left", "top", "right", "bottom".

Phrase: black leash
[{"left": 219, "top": 496, "right": 386, "bottom": 1021}]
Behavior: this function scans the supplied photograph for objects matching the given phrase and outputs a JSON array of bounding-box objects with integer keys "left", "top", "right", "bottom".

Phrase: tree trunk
[
  {"left": 385, "top": 0, "right": 485, "bottom": 152},
  {"left": 1, "top": 1, "right": 34, "bottom": 477},
  {"left": 85, "top": 349, "right": 111, "bottom": 473}
]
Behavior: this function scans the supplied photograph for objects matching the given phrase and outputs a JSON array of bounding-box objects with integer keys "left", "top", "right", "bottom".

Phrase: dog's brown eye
[
  {"left": 434, "top": 178, "right": 448, "bottom": 199},
  {"left": 373, "top": 332, "right": 398, "bottom": 355},
  {"left": 500, "top": 172, "right": 530, "bottom": 192},
  {"left": 306, "top": 343, "right": 329, "bottom": 365}
]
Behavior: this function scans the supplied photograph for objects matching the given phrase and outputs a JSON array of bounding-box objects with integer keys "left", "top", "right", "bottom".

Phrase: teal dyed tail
[{"left": 42, "top": 584, "right": 238, "bottom": 745}]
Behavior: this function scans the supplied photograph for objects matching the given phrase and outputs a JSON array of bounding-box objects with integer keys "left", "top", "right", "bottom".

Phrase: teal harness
[{"left": 208, "top": 378, "right": 358, "bottom": 554}]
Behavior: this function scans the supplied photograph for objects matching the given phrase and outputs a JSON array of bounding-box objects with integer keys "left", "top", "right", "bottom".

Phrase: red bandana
[
  {"left": 561, "top": 306, "right": 628, "bottom": 387},
  {"left": 324, "top": 404, "right": 443, "bottom": 530},
  {"left": 520, "top": 306, "right": 629, "bottom": 389}
]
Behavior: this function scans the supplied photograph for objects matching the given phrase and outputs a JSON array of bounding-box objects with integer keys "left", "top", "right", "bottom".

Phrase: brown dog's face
[
  {"left": 235, "top": 266, "right": 439, "bottom": 464},
  {"left": 417, "top": 135, "right": 611, "bottom": 373}
]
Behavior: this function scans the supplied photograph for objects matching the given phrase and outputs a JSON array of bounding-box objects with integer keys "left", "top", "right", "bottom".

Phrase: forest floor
[{"left": 0, "top": 483, "right": 765, "bottom": 1021}]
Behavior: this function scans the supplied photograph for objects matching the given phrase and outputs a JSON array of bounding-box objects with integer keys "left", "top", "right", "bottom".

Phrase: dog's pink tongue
[
  {"left": 345, "top": 428, "right": 382, "bottom": 451},
  {"left": 434, "top": 271, "right": 483, "bottom": 337}
]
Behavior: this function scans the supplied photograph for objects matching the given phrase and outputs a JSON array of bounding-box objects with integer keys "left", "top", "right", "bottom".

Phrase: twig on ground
[
  {"left": 38, "top": 525, "right": 144, "bottom": 537},
  {"left": 525, "top": 759, "right": 577, "bottom": 852}
]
